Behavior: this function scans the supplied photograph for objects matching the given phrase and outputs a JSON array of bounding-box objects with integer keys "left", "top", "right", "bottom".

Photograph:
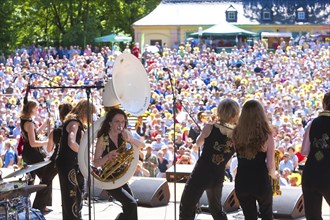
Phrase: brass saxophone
[
  {"left": 272, "top": 149, "right": 282, "bottom": 196},
  {"left": 93, "top": 140, "right": 135, "bottom": 183}
]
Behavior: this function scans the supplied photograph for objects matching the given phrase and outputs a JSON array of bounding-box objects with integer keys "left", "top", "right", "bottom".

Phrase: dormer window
[
  {"left": 226, "top": 5, "right": 237, "bottom": 22},
  {"left": 296, "top": 7, "right": 307, "bottom": 21},
  {"left": 262, "top": 6, "right": 272, "bottom": 21}
]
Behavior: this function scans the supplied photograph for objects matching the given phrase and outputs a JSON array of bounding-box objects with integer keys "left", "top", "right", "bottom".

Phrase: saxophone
[{"left": 272, "top": 149, "right": 282, "bottom": 196}]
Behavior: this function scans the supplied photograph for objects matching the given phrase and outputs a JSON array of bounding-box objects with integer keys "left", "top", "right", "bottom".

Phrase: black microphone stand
[
  {"left": 164, "top": 67, "right": 178, "bottom": 220},
  {"left": 29, "top": 84, "right": 103, "bottom": 220}
]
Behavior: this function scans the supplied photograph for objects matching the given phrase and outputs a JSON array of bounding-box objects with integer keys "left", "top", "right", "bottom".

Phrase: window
[
  {"left": 297, "top": 11, "right": 305, "bottom": 20},
  {"left": 228, "top": 12, "right": 236, "bottom": 20},
  {"left": 263, "top": 11, "right": 271, "bottom": 20},
  {"left": 226, "top": 5, "right": 237, "bottom": 22}
]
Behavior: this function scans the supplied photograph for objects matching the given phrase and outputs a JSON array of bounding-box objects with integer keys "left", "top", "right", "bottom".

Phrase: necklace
[{"left": 319, "top": 110, "right": 330, "bottom": 117}]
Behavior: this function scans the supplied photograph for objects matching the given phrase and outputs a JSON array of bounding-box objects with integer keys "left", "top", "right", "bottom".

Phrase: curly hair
[
  {"left": 64, "top": 100, "right": 95, "bottom": 125},
  {"left": 233, "top": 100, "right": 272, "bottom": 160},
  {"left": 97, "top": 108, "right": 128, "bottom": 138}
]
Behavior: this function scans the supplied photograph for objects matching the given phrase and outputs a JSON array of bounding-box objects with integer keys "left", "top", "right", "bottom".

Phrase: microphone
[{"left": 163, "top": 67, "right": 172, "bottom": 73}]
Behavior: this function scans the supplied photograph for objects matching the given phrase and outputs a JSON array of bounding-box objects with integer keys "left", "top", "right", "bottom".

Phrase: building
[{"left": 132, "top": 0, "right": 330, "bottom": 49}]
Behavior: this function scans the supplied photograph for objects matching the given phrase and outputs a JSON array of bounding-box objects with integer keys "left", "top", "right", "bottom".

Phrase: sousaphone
[{"left": 78, "top": 53, "right": 150, "bottom": 189}]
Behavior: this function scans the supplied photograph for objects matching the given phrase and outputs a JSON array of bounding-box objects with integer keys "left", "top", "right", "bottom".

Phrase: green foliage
[{"left": 0, "top": 0, "right": 161, "bottom": 52}]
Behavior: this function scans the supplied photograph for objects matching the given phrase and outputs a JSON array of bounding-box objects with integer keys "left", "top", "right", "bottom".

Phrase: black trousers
[
  {"left": 107, "top": 183, "right": 138, "bottom": 220},
  {"left": 23, "top": 150, "right": 57, "bottom": 213},
  {"left": 30, "top": 161, "right": 57, "bottom": 211},
  {"left": 57, "top": 164, "right": 84, "bottom": 220},
  {"left": 180, "top": 179, "right": 227, "bottom": 220},
  {"left": 235, "top": 186, "right": 273, "bottom": 220},
  {"left": 302, "top": 184, "right": 330, "bottom": 220}
]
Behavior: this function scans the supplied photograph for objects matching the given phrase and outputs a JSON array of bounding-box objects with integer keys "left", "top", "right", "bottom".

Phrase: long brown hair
[
  {"left": 97, "top": 108, "right": 128, "bottom": 138},
  {"left": 20, "top": 100, "right": 38, "bottom": 119},
  {"left": 233, "top": 100, "right": 272, "bottom": 159},
  {"left": 64, "top": 100, "right": 95, "bottom": 125}
]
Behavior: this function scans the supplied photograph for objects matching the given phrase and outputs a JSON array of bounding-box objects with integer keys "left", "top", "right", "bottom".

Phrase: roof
[
  {"left": 133, "top": 2, "right": 259, "bottom": 26},
  {"left": 133, "top": 1, "right": 330, "bottom": 26}
]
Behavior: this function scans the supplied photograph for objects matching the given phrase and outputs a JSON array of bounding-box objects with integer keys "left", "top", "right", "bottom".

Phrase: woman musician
[
  {"left": 20, "top": 99, "right": 58, "bottom": 214},
  {"left": 93, "top": 108, "right": 145, "bottom": 220}
]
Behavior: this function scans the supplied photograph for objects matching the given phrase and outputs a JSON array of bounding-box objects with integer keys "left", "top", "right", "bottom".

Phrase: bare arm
[
  {"left": 121, "top": 129, "right": 145, "bottom": 150},
  {"left": 301, "top": 122, "right": 312, "bottom": 156},
  {"left": 93, "top": 137, "right": 118, "bottom": 167},
  {"left": 24, "top": 121, "right": 48, "bottom": 147},
  {"left": 66, "top": 121, "right": 81, "bottom": 153},
  {"left": 46, "top": 131, "right": 54, "bottom": 153},
  {"left": 265, "top": 133, "right": 276, "bottom": 179},
  {"left": 195, "top": 123, "right": 213, "bottom": 148}
]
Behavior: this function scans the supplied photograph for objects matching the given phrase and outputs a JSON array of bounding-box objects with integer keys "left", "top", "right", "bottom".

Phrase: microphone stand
[
  {"left": 164, "top": 68, "right": 178, "bottom": 220},
  {"left": 29, "top": 84, "right": 103, "bottom": 220},
  {"left": 178, "top": 101, "right": 202, "bottom": 158}
]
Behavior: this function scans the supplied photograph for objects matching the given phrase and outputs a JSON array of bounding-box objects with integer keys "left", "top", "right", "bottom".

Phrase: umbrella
[{"left": 95, "top": 34, "right": 132, "bottom": 43}]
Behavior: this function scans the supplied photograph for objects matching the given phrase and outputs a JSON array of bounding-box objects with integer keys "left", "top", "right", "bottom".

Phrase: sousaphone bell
[{"left": 78, "top": 53, "right": 150, "bottom": 189}]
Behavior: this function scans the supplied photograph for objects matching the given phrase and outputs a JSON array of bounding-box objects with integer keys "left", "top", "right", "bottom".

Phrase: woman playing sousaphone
[{"left": 93, "top": 108, "right": 145, "bottom": 220}]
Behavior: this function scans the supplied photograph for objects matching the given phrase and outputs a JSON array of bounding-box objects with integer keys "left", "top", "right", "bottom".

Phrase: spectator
[
  {"left": 3, "top": 140, "right": 17, "bottom": 168},
  {"left": 143, "top": 145, "right": 158, "bottom": 177},
  {"left": 156, "top": 150, "right": 169, "bottom": 178},
  {"left": 279, "top": 152, "right": 294, "bottom": 173}
]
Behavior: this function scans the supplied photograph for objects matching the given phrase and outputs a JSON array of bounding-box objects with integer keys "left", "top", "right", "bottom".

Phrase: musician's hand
[
  {"left": 107, "top": 150, "right": 118, "bottom": 161},
  {"left": 121, "top": 129, "right": 132, "bottom": 142}
]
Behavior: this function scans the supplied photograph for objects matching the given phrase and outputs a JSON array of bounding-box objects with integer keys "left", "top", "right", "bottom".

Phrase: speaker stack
[
  {"left": 273, "top": 186, "right": 305, "bottom": 219},
  {"left": 129, "top": 177, "right": 170, "bottom": 207}
]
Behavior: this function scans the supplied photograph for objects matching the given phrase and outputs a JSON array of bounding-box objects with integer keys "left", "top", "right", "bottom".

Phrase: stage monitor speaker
[
  {"left": 273, "top": 186, "right": 305, "bottom": 219},
  {"left": 199, "top": 183, "right": 240, "bottom": 213},
  {"left": 129, "top": 177, "right": 170, "bottom": 207}
]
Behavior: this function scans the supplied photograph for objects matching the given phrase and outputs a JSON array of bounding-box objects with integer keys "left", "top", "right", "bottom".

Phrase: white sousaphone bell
[{"left": 78, "top": 53, "right": 150, "bottom": 189}]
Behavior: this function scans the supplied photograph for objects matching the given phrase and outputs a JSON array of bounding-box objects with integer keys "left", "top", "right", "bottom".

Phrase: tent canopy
[
  {"left": 190, "top": 23, "right": 257, "bottom": 37},
  {"left": 95, "top": 34, "right": 132, "bottom": 43}
]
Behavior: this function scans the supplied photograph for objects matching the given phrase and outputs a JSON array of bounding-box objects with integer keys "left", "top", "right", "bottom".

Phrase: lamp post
[{"left": 198, "top": 26, "right": 203, "bottom": 51}]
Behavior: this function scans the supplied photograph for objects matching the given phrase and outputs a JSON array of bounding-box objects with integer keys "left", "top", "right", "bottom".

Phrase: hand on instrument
[
  {"left": 106, "top": 150, "right": 118, "bottom": 161},
  {"left": 121, "top": 129, "right": 132, "bottom": 142}
]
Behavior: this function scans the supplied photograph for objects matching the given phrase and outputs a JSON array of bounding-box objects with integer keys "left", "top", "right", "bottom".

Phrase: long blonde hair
[
  {"left": 233, "top": 100, "right": 272, "bottom": 159},
  {"left": 64, "top": 100, "right": 95, "bottom": 125}
]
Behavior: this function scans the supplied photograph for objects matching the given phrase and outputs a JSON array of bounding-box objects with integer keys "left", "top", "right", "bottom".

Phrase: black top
[
  {"left": 21, "top": 118, "right": 44, "bottom": 164},
  {"left": 190, "top": 124, "right": 235, "bottom": 186},
  {"left": 235, "top": 151, "right": 270, "bottom": 194},
  {"left": 302, "top": 114, "right": 330, "bottom": 188},
  {"left": 56, "top": 119, "right": 84, "bottom": 167}
]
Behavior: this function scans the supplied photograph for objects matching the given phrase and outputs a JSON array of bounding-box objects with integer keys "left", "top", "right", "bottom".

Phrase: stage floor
[
  {"left": 1, "top": 169, "right": 329, "bottom": 220},
  {"left": 44, "top": 176, "right": 329, "bottom": 220}
]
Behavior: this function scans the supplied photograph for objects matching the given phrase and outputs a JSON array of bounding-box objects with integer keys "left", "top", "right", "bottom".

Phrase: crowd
[{"left": 0, "top": 35, "right": 329, "bottom": 189}]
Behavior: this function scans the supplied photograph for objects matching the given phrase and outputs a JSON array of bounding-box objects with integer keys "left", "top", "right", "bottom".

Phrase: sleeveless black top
[
  {"left": 235, "top": 151, "right": 271, "bottom": 194},
  {"left": 302, "top": 114, "right": 330, "bottom": 188},
  {"left": 101, "top": 134, "right": 124, "bottom": 157},
  {"left": 56, "top": 119, "right": 84, "bottom": 167},
  {"left": 20, "top": 118, "right": 44, "bottom": 164},
  {"left": 190, "top": 125, "right": 235, "bottom": 184}
]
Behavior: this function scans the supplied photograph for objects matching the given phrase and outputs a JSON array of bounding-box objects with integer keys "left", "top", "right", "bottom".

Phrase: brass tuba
[{"left": 78, "top": 53, "right": 150, "bottom": 189}]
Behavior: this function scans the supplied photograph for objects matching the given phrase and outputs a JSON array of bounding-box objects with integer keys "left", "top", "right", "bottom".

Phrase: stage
[{"left": 1, "top": 167, "right": 329, "bottom": 220}]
